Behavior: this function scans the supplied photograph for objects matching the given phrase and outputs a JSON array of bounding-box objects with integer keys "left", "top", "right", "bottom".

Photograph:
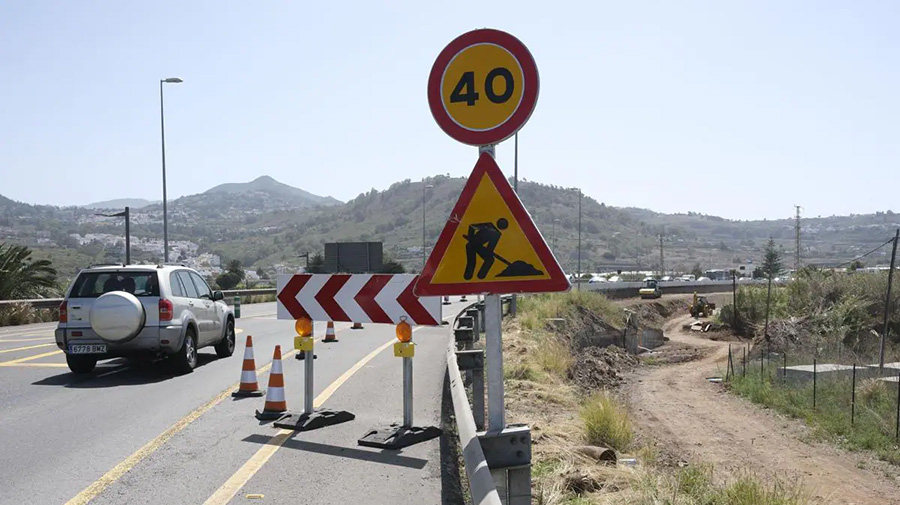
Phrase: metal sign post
[
  {"left": 484, "top": 293, "right": 504, "bottom": 431},
  {"left": 274, "top": 320, "right": 354, "bottom": 432},
  {"left": 403, "top": 353, "right": 414, "bottom": 427},
  {"left": 359, "top": 322, "right": 442, "bottom": 450}
]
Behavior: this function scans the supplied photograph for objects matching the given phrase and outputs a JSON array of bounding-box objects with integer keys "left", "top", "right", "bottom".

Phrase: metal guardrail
[
  {"left": 447, "top": 335, "right": 502, "bottom": 505},
  {"left": 0, "top": 288, "right": 277, "bottom": 311}
]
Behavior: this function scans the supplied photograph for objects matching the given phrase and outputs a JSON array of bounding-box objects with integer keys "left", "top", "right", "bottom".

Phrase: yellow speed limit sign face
[
  {"left": 428, "top": 29, "right": 539, "bottom": 146},
  {"left": 441, "top": 43, "right": 524, "bottom": 131}
]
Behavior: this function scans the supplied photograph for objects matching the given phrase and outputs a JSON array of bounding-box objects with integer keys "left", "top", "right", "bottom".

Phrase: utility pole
[
  {"left": 795, "top": 205, "right": 801, "bottom": 272},
  {"left": 659, "top": 234, "right": 664, "bottom": 277},
  {"left": 880, "top": 229, "right": 899, "bottom": 372}
]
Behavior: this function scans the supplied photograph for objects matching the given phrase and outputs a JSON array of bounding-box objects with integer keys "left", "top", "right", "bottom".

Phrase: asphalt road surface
[{"left": 0, "top": 299, "right": 473, "bottom": 505}]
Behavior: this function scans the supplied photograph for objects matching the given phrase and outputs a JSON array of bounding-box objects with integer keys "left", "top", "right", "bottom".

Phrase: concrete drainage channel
[{"left": 447, "top": 296, "right": 530, "bottom": 505}]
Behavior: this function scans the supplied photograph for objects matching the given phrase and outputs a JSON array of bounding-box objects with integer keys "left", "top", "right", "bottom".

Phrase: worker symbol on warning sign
[
  {"left": 463, "top": 218, "right": 543, "bottom": 280},
  {"left": 415, "top": 153, "right": 569, "bottom": 296}
]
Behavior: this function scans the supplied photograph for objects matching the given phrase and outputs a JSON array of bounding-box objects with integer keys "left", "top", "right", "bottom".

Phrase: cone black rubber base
[
  {"left": 321, "top": 339, "right": 339, "bottom": 343},
  {"left": 295, "top": 353, "right": 317, "bottom": 360},
  {"left": 273, "top": 408, "right": 355, "bottom": 432},
  {"left": 232, "top": 389, "right": 265, "bottom": 398},
  {"left": 357, "top": 423, "right": 442, "bottom": 450},
  {"left": 255, "top": 409, "right": 288, "bottom": 421}
]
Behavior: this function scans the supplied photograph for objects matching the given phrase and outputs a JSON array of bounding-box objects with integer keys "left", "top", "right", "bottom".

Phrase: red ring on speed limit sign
[{"left": 428, "top": 29, "right": 539, "bottom": 146}]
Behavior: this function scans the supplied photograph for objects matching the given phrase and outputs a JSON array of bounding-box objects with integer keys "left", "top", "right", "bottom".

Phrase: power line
[{"left": 832, "top": 237, "right": 896, "bottom": 269}]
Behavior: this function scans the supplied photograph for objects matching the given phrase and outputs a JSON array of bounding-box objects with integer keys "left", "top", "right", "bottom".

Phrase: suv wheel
[
  {"left": 67, "top": 354, "right": 97, "bottom": 374},
  {"left": 215, "top": 319, "right": 236, "bottom": 358},
  {"left": 171, "top": 328, "right": 198, "bottom": 373}
]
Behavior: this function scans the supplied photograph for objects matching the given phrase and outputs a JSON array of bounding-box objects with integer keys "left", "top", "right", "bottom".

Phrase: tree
[
  {"left": 215, "top": 271, "right": 241, "bottom": 290},
  {"left": 848, "top": 260, "right": 864, "bottom": 272},
  {"left": 256, "top": 267, "right": 269, "bottom": 280},
  {"left": 752, "top": 267, "right": 765, "bottom": 279},
  {"left": 307, "top": 254, "right": 325, "bottom": 274},
  {"left": 380, "top": 260, "right": 405, "bottom": 273},
  {"left": 761, "top": 238, "right": 783, "bottom": 342},
  {"left": 0, "top": 243, "right": 58, "bottom": 300},
  {"left": 226, "top": 260, "right": 245, "bottom": 280},
  {"left": 691, "top": 262, "right": 703, "bottom": 279}
]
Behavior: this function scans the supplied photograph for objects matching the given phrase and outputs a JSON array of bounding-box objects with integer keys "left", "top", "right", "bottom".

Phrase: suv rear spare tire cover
[{"left": 90, "top": 292, "right": 146, "bottom": 343}]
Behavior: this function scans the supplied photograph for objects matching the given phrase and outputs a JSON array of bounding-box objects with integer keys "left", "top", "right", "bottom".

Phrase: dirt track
[{"left": 629, "top": 314, "right": 900, "bottom": 505}]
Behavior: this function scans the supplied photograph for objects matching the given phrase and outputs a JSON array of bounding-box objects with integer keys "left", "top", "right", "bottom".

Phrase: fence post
[
  {"left": 729, "top": 345, "right": 735, "bottom": 379},
  {"left": 851, "top": 363, "right": 856, "bottom": 427},
  {"left": 782, "top": 352, "right": 787, "bottom": 386},
  {"left": 760, "top": 346, "right": 764, "bottom": 378},
  {"left": 743, "top": 346, "right": 747, "bottom": 377},
  {"left": 813, "top": 358, "right": 817, "bottom": 411},
  {"left": 726, "top": 345, "right": 731, "bottom": 381},
  {"left": 895, "top": 369, "right": 900, "bottom": 439}
]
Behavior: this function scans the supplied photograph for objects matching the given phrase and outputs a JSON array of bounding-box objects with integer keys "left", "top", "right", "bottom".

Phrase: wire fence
[{"left": 725, "top": 340, "right": 900, "bottom": 459}]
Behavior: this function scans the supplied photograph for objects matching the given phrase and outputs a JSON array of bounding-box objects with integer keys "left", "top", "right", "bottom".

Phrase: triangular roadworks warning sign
[{"left": 415, "top": 152, "right": 571, "bottom": 296}]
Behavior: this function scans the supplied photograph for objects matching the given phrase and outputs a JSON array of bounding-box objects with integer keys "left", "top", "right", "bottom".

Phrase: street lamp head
[{"left": 162, "top": 77, "right": 183, "bottom": 84}]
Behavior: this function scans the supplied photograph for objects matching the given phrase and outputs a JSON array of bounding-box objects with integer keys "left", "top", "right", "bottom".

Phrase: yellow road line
[
  {"left": 0, "top": 343, "right": 55, "bottom": 355},
  {"left": 203, "top": 328, "right": 424, "bottom": 505},
  {"left": 0, "top": 350, "right": 63, "bottom": 366}
]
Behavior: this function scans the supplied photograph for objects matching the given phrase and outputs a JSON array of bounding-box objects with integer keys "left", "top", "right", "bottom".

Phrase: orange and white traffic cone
[
  {"left": 232, "top": 335, "right": 265, "bottom": 398},
  {"left": 322, "top": 321, "right": 338, "bottom": 342},
  {"left": 255, "top": 345, "right": 287, "bottom": 420},
  {"left": 351, "top": 322, "right": 364, "bottom": 330}
]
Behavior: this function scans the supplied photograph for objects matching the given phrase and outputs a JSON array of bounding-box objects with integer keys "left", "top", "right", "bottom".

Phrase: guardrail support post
[
  {"left": 508, "top": 466, "right": 532, "bottom": 505},
  {"left": 457, "top": 350, "right": 485, "bottom": 431}
]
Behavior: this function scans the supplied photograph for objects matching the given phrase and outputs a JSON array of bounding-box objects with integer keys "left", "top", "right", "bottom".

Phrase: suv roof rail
[
  {"left": 88, "top": 263, "right": 127, "bottom": 268},
  {"left": 156, "top": 263, "right": 187, "bottom": 268}
]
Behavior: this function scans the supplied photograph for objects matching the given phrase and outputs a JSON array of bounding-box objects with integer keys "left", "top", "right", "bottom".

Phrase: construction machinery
[
  {"left": 639, "top": 278, "right": 662, "bottom": 299},
  {"left": 689, "top": 292, "right": 716, "bottom": 318}
]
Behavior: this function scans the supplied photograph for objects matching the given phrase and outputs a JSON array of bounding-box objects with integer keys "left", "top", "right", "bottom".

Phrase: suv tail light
[
  {"left": 59, "top": 301, "right": 67, "bottom": 323},
  {"left": 159, "top": 299, "right": 174, "bottom": 321}
]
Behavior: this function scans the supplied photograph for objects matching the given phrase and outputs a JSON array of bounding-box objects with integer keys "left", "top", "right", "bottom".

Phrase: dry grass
[{"left": 580, "top": 392, "right": 633, "bottom": 452}]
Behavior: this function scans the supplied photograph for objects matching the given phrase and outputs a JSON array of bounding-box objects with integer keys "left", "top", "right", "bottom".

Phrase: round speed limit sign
[{"left": 428, "top": 29, "right": 539, "bottom": 146}]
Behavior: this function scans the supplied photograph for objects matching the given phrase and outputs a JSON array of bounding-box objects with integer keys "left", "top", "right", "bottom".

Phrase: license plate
[{"left": 69, "top": 344, "right": 107, "bottom": 354}]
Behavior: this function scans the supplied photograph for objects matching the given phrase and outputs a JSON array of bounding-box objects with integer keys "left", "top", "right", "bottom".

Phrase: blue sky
[{"left": 1, "top": 1, "right": 898, "bottom": 220}]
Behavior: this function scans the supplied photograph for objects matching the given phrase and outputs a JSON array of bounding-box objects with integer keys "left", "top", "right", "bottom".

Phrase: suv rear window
[{"left": 70, "top": 271, "right": 160, "bottom": 298}]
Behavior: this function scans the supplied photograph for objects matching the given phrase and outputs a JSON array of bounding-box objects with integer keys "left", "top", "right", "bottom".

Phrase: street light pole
[
  {"left": 422, "top": 183, "right": 434, "bottom": 270},
  {"left": 159, "top": 77, "right": 183, "bottom": 263}
]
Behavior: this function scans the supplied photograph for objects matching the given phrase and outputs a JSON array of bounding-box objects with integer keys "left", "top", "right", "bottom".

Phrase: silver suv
[{"left": 55, "top": 264, "right": 236, "bottom": 374}]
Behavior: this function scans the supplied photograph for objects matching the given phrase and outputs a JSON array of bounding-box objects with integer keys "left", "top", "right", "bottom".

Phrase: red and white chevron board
[{"left": 276, "top": 274, "right": 442, "bottom": 326}]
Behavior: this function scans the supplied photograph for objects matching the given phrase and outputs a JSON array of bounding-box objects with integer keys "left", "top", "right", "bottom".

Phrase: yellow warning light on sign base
[
  {"left": 396, "top": 319, "right": 412, "bottom": 343},
  {"left": 294, "top": 317, "right": 312, "bottom": 337}
]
